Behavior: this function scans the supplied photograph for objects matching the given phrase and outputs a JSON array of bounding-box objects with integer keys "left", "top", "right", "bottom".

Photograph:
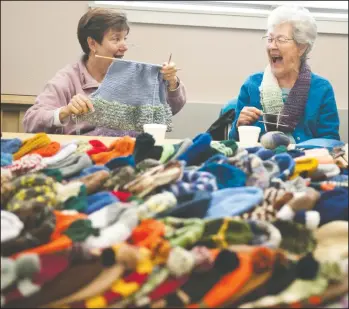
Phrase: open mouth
[{"left": 271, "top": 56, "right": 283, "bottom": 64}]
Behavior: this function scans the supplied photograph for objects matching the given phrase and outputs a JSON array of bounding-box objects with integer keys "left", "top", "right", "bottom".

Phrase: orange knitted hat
[
  {"left": 13, "top": 133, "right": 51, "bottom": 160},
  {"left": 188, "top": 247, "right": 275, "bottom": 308},
  {"left": 130, "top": 219, "right": 166, "bottom": 249},
  {"left": 91, "top": 136, "right": 135, "bottom": 165},
  {"left": 12, "top": 235, "right": 73, "bottom": 259},
  {"left": 11, "top": 211, "right": 88, "bottom": 258},
  {"left": 50, "top": 211, "right": 88, "bottom": 241},
  {"left": 28, "top": 141, "right": 61, "bottom": 157}
]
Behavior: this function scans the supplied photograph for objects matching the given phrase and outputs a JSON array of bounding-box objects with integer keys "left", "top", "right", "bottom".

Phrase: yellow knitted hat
[
  {"left": 290, "top": 157, "right": 319, "bottom": 180},
  {"left": 13, "top": 133, "right": 51, "bottom": 160}
]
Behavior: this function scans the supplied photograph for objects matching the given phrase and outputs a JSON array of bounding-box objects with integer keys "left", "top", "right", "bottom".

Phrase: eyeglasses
[{"left": 262, "top": 36, "right": 294, "bottom": 45}]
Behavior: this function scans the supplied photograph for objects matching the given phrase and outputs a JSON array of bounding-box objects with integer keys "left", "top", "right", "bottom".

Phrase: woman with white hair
[{"left": 230, "top": 5, "right": 340, "bottom": 143}]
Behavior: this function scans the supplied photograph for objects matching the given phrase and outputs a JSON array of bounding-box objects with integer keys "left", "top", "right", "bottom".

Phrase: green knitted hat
[{"left": 196, "top": 218, "right": 254, "bottom": 248}]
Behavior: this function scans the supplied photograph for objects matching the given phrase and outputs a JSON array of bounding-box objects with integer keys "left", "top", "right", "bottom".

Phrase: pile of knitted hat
[{"left": 0, "top": 131, "right": 348, "bottom": 308}]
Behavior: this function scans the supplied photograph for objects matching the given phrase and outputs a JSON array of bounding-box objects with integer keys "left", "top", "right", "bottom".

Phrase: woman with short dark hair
[{"left": 23, "top": 8, "right": 186, "bottom": 136}]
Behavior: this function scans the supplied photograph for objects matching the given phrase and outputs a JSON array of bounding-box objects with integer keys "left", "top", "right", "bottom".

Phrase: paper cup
[
  {"left": 143, "top": 124, "right": 167, "bottom": 145},
  {"left": 238, "top": 126, "right": 261, "bottom": 147}
]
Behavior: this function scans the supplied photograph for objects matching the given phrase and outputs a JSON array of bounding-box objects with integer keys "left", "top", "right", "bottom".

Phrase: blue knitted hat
[
  {"left": 105, "top": 155, "right": 136, "bottom": 170},
  {"left": 328, "top": 174, "right": 349, "bottom": 183},
  {"left": 85, "top": 191, "right": 119, "bottom": 215},
  {"left": 293, "top": 210, "right": 321, "bottom": 230},
  {"left": 156, "top": 191, "right": 212, "bottom": 219},
  {"left": 1, "top": 153, "right": 12, "bottom": 167},
  {"left": 205, "top": 187, "right": 264, "bottom": 219},
  {"left": 203, "top": 154, "right": 229, "bottom": 165},
  {"left": 295, "top": 138, "right": 344, "bottom": 150},
  {"left": 177, "top": 133, "right": 212, "bottom": 166},
  {"left": 69, "top": 165, "right": 110, "bottom": 180},
  {"left": 1, "top": 138, "right": 22, "bottom": 154},
  {"left": 78, "top": 59, "right": 173, "bottom": 133},
  {"left": 165, "top": 169, "right": 218, "bottom": 198},
  {"left": 246, "top": 146, "right": 275, "bottom": 161},
  {"left": 313, "top": 188, "right": 348, "bottom": 226},
  {"left": 199, "top": 163, "right": 246, "bottom": 189},
  {"left": 271, "top": 153, "right": 295, "bottom": 180}
]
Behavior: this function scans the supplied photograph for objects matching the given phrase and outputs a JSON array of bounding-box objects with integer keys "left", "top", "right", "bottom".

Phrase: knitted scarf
[
  {"left": 78, "top": 59, "right": 173, "bottom": 136},
  {"left": 260, "top": 61, "right": 311, "bottom": 133}
]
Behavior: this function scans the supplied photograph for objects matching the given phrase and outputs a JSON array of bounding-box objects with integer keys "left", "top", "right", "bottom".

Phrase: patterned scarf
[{"left": 260, "top": 61, "right": 311, "bottom": 133}]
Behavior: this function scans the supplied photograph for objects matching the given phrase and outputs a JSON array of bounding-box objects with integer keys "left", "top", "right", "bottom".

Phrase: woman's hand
[
  {"left": 237, "top": 107, "right": 263, "bottom": 127},
  {"left": 59, "top": 94, "right": 94, "bottom": 122},
  {"left": 161, "top": 62, "right": 179, "bottom": 91}
]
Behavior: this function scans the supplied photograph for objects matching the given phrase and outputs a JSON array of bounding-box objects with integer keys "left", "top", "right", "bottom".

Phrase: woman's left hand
[{"left": 161, "top": 62, "right": 179, "bottom": 90}]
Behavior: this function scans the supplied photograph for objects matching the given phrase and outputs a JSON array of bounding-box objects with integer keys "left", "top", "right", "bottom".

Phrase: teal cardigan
[{"left": 229, "top": 72, "right": 341, "bottom": 142}]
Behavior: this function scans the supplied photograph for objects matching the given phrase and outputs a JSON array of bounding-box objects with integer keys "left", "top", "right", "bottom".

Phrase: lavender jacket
[{"left": 23, "top": 59, "right": 187, "bottom": 136}]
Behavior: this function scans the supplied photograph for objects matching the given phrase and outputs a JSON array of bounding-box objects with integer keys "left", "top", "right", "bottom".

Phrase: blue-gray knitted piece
[{"left": 78, "top": 59, "right": 173, "bottom": 132}]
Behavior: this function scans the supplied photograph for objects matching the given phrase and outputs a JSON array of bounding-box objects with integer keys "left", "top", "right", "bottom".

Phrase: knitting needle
[
  {"left": 258, "top": 120, "right": 290, "bottom": 127},
  {"left": 164, "top": 52, "right": 182, "bottom": 70},
  {"left": 95, "top": 55, "right": 119, "bottom": 61},
  {"left": 95, "top": 54, "right": 182, "bottom": 70},
  {"left": 164, "top": 53, "right": 182, "bottom": 71},
  {"left": 262, "top": 113, "right": 289, "bottom": 117}
]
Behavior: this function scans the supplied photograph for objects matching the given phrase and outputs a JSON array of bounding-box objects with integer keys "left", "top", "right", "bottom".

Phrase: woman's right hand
[
  {"left": 237, "top": 106, "right": 263, "bottom": 127},
  {"left": 59, "top": 94, "right": 94, "bottom": 122}
]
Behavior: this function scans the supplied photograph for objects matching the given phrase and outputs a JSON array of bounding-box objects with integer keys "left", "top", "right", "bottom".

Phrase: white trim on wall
[{"left": 89, "top": 1, "right": 348, "bottom": 35}]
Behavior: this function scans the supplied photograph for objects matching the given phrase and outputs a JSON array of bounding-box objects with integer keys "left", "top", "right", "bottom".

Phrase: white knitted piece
[
  {"left": 305, "top": 211, "right": 321, "bottom": 230},
  {"left": 166, "top": 247, "right": 195, "bottom": 277},
  {"left": 260, "top": 65, "right": 284, "bottom": 114},
  {"left": 61, "top": 210, "right": 79, "bottom": 215},
  {"left": 266, "top": 222, "right": 282, "bottom": 248},
  {"left": 137, "top": 192, "right": 177, "bottom": 219},
  {"left": 83, "top": 223, "right": 132, "bottom": 249},
  {"left": 61, "top": 139, "right": 79, "bottom": 147},
  {"left": 1, "top": 211, "right": 24, "bottom": 243},
  {"left": 42, "top": 143, "right": 78, "bottom": 166},
  {"left": 1, "top": 257, "right": 16, "bottom": 291},
  {"left": 317, "top": 164, "right": 341, "bottom": 178},
  {"left": 85, "top": 206, "right": 139, "bottom": 248},
  {"left": 88, "top": 203, "right": 138, "bottom": 229},
  {"left": 56, "top": 181, "right": 84, "bottom": 203},
  {"left": 276, "top": 204, "right": 295, "bottom": 221},
  {"left": 17, "top": 278, "right": 40, "bottom": 297},
  {"left": 88, "top": 206, "right": 111, "bottom": 229}
]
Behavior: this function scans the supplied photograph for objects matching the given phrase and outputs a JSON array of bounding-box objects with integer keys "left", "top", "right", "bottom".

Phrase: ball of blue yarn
[{"left": 261, "top": 131, "right": 290, "bottom": 150}]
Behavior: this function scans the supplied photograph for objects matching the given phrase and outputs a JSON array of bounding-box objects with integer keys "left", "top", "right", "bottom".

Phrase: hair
[
  {"left": 77, "top": 8, "right": 130, "bottom": 57},
  {"left": 267, "top": 5, "right": 318, "bottom": 61}
]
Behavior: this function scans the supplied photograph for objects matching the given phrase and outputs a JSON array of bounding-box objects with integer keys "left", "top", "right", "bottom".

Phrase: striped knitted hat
[{"left": 78, "top": 59, "right": 173, "bottom": 133}]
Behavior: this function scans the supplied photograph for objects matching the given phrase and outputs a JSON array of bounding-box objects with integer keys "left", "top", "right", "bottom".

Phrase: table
[
  {"left": 2, "top": 132, "right": 300, "bottom": 151},
  {"left": 1, "top": 132, "right": 182, "bottom": 147}
]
